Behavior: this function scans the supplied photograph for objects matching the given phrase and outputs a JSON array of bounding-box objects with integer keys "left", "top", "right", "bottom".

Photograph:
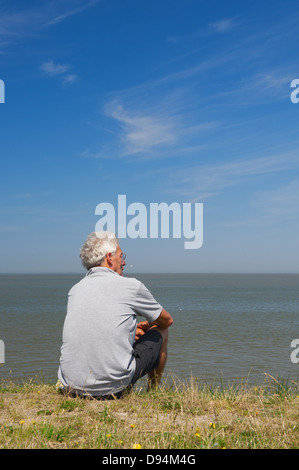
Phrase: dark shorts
[{"left": 130, "top": 328, "right": 163, "bottom": 386}]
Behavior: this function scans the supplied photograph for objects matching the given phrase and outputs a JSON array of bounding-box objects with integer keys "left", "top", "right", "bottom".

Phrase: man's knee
[{"left": 150, "top": 325, "right": 168, "bottom": 345}]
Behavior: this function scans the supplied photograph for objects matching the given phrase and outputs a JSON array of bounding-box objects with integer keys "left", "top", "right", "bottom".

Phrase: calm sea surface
[{"left": 0, "top": 273, "right": 298, "bottom": 387}]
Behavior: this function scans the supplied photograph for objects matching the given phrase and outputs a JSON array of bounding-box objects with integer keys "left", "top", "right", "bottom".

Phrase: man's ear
[{"left": 106, "top": 252, "right": 113, "bottom": 266}]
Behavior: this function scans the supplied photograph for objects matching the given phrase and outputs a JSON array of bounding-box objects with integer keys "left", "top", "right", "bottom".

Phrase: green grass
[{"left": 0, "top": 374, "right": 298, "bottom": 449}]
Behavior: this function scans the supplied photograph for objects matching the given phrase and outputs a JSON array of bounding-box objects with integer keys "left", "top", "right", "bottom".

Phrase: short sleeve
[{"left": 133, "top": 282, "right": 163, "bottom": 322}]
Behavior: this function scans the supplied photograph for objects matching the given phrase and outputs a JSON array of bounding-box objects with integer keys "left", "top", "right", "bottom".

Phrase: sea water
[{"left": 0, "top": 273, "right": 298, "bottom": 386}]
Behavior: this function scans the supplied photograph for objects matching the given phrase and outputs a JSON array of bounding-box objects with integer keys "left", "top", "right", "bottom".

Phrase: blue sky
[{"left": 0, "top": 0, "right": 299, "bottom": 273}]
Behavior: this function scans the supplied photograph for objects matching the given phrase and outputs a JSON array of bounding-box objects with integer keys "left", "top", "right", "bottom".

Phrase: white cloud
[
  {"left": 95, "top": 74, "right": 220, "bottom": 159},
  {"left": 209, "top": 17, "right": 237, "bottom": 33},
  {"left": 216, "top": 70, "right": 294, "bottom": 104},
  {"left": 46, "top": 0, "right": 100, "bottom": 26},
  {"left": 41, "top": 60, "right": 77, "bottom": 85},
  {"left": 41, "top": 59, "right": 70, "bottom": 76},
  {"left": 0, "top": 1, "right": 99, "bottom": 45},
  {"left": 62, "top": 74, "right": 78, "bottom": 85},
  {"left": 83, "top": 10, "right": 299, "bottom": 165},
  {"left": 105, "top": 102, "right": 177, "bottom": 155},
  {"left": 166, "top": 151, "right": 299, "bottom": 199}
]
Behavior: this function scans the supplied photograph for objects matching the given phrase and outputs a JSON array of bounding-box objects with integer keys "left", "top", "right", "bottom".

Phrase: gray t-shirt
[{"left": 58, "top": 267, "right": 162, "bottom": 395}]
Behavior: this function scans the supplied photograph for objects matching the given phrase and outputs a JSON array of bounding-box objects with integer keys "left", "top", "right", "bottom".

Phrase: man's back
[{"left": 58, "top": 267, "right": 162, "bottom": 396}]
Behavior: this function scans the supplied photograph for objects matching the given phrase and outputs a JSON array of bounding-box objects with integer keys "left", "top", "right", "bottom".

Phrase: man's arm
[
  {"left": 135, "top": 309, "right": 173, "bottom": 340},
  {"left": 150, "top": 308, "right": 173, "bottom": 329}
]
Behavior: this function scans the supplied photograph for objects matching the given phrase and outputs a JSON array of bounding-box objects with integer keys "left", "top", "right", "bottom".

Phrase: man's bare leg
[{"left": 147, "top": 327, "right": 168, "bottom": 390}]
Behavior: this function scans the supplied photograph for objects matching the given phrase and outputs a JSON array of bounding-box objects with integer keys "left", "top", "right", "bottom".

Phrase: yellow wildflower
[{"left": 132, "top": 443, "right": 142, "bottom": 449}]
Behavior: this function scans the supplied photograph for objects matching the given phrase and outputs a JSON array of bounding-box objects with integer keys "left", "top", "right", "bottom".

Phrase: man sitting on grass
[{"left": 58, "top": 231, "right": 173, "bottom": 399}]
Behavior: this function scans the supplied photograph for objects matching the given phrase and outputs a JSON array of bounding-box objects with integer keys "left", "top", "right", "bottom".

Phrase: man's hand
[
  {"left": 135, "top": 321, "right": 151, "bottom": 340},
  {"left": 134, "top": 309, "right": 173, "bottom": 341}
]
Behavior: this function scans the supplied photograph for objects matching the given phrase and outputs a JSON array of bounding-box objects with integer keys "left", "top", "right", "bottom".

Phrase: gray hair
[{"left": 80, "top": 231, "right": 119, "bottom": 270}]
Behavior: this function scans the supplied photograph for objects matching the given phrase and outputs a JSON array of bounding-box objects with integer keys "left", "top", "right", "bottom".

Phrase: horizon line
[{"left": 0, "top": 271, "right": 298, "bottom": 276}]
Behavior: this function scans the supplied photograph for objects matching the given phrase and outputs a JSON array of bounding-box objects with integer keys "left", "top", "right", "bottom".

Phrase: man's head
[{"left": 80, "top": 231, "right": 126, "bottom": 275}]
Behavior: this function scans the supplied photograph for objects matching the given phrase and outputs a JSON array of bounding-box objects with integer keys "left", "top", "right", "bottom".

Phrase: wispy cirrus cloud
[
  {"left": 78, "top": 8, "right": 299, "bottom": 171},
  {"left": 166, "top": 15, "right": 238, "bottom": 45},
  {"left": 209, "top": 17, "right": 238, "bottom": 33},
  {"left": 166, "top": 151, "right": 299, "bottom": 201},
  {"left": 0, "top": 2, "right": 97, "bottom": 79},
  {"left": 46, "top": 0, "right": 100, "bottom": 26},
  {"left": 41, "top": 59, "right": 77, "bottom": 85},
  {"left": 86, "top": 95, "right": 217, "bottom": 160},
  {"left": 41, "top": 59, "right": 70, "bottom": 76},
  {"left": 212, "top": 69, "right": 294, "bottom": 106},
  {"left": 0, "top": 1, "right": 99, "bottom": 45},
  {"left": 93, "top": 66, "right": 290, "bottom": 160},
  {"left": 104, "top": 102, "right": 178, "bottom": 156},
  {"left": 89, "top": 53, "right": 227, "bottom": 160},
  {"left": 62, "top": 74, "right": 77, "bottom": 85},
  {"left": 91, "top": 13, "right": 298, "bottom": 161}
]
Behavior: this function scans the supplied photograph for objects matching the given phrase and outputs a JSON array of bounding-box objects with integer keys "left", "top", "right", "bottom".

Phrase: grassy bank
[{"left": 0, "top": 374, "right": 298, "bottom": 449}]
